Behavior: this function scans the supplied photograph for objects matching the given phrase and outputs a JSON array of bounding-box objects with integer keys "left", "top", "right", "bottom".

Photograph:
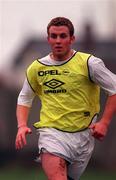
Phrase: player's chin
[{"left": 54, "top": 49, "right": 63, "bottom": 54}]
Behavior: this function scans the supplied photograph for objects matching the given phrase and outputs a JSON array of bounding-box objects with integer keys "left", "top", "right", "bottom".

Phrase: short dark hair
[{"left": 47, "top": 17, "right": 74, "bottom": 37}]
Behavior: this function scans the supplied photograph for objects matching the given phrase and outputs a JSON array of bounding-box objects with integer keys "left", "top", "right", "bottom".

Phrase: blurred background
[{"left": 0, "top": 0, "right": 116, "bottom": 179}]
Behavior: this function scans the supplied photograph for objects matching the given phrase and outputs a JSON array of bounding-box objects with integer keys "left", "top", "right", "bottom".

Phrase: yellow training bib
[{"left": 27, "top": 52, "right": 100, "bottom": 132}]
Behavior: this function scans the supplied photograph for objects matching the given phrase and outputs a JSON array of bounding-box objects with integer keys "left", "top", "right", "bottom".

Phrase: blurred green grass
[{"left": 0, "top": 166, "right": 116, "bottom": 180}]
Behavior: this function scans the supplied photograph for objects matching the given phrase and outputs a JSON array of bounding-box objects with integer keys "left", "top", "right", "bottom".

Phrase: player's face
[{"left": 47, "top": 26, "right": 75, "bottom": 60}]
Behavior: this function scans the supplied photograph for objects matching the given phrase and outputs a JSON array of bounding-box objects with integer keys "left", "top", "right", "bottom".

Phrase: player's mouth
[{"left": 54, "top": 46, "right": 63, "bottom": 51}]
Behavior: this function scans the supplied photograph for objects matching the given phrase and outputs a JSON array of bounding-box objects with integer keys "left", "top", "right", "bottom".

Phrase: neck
[{"left": 50, "top": 49, "right": 74, "bottom": 61}]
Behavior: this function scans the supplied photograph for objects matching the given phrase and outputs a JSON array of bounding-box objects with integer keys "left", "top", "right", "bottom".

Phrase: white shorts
[{"left": 37, "top": 128, "right": 95, "bottom": 180}]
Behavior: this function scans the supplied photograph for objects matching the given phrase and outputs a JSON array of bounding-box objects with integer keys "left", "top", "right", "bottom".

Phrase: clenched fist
[{"left": 89, "top": 121, "right": 108, "bottom": 141}]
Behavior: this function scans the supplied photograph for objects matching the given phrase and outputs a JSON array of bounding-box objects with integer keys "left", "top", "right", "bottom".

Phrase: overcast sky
[{"left": 0, "top": 0, "right": 116, "bottom": 68}]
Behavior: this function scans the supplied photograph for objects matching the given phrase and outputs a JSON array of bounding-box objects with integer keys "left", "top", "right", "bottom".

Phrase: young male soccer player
[{"left": 15, "top": 17, "right": 116, "bottom": 180}]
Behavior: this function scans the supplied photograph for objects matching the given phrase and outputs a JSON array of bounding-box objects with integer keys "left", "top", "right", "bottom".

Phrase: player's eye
[
  {"left": 60, "top": 33, "right": 68, "bottom": 38},
  {"left": 50, "top": 33, "right": 57, "bottom": 39}
]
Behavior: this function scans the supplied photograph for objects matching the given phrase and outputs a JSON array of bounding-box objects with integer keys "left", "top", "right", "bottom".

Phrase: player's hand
[
  {"left": 15, "top": 126, "right": 32, "bottom": 150},
  {"left": 89, "top": 122, "right": 108, "bottom": 141}
]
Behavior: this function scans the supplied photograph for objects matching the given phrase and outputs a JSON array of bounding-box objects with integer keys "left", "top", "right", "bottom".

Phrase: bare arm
[
  {"left": 89, "top": 94, "right": 116, "bottom": 140},
  {"left": 17, "top": 104, "right": 30, "bottom": 128},
  {"left": 15, "top": 105, "right": 32, "bottom": 149}
]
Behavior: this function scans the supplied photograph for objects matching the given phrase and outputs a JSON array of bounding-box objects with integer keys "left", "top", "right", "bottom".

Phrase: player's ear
[{"left": 71, "top": 35, "right": 75, "bottom": 44}]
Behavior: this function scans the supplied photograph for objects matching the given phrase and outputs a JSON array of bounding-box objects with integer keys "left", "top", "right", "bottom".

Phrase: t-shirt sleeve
[
  {"left": 17, "top": 78, "right": 35, "bottom": 107},
  {"left": 88, "top": 56, "right": 116, "bottom": 96}
]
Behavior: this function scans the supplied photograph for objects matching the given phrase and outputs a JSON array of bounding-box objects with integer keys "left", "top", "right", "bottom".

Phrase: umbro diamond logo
[{"left": 44, "top": 79, "right": 65, "bottom": 89}]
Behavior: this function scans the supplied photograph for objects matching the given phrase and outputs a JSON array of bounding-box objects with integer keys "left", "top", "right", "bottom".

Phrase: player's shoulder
[
  {"left": 77, "top": 51, "right": 104, "bottom": 64},
  {"left": 77, "top": 51, "right": 91, "bottom": 60},
  {"left": 27, "top": 60, "right": 39, "bottom": 71},
  {"left": 28, "top": 54, "right": 49, "bottom": 69}
]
